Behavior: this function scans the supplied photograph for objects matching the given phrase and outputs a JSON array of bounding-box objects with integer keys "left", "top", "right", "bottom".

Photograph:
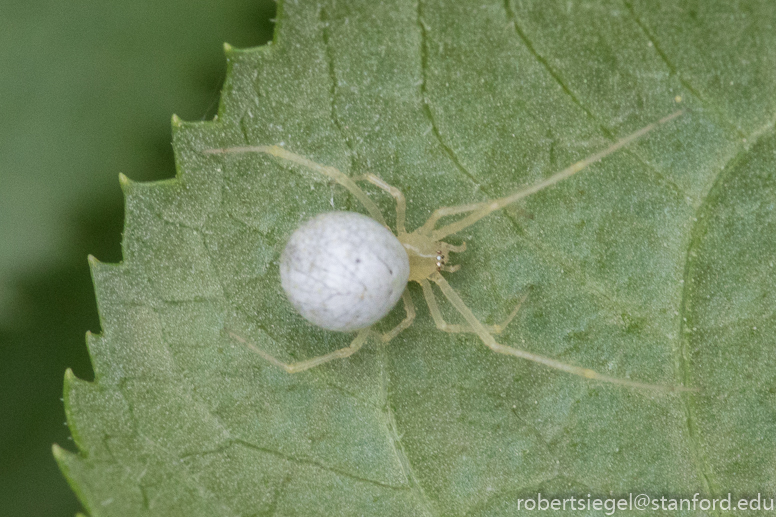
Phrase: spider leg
[
  {"left": 445, "top": 242, "right": 467, "bottom": 254},
  {"left": 418, "top": 202, "right": 488, "bottom": 236},
  {"left": 352, "top": 173, "right": 407, "bottom": 234},
  {"left": 227, "top": 329, "right": 371, "bottom": 373},
  {"left": 204, "top": 145, "right": 387, "bottom": 226},
  {"left": 428, "top": 272, "right": 697, "bottom": 393},
  {"left": 377, "top": 290, "right": 416, "bottom": 342},
  {"left": 430, "top": 110, "right": 684, "bottom": 241},
  {"left": 420, "top": 279, "right": 527, "bottom": 335}
]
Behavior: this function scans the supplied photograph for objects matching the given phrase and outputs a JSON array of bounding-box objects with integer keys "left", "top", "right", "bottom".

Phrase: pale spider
[{"left": 206, "top": 110, "right": 693, "bottom": 392}]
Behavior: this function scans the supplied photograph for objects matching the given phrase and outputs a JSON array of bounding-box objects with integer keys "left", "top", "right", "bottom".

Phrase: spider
[{"left": 205, "top": 110, "right": 693, "bottom": 392}]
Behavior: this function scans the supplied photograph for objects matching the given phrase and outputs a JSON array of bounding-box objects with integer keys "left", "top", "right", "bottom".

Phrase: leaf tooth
[
  {"left": 117, "top": 172, "right": 133, "bottom": 191},
  {"left": 51, "top": 443, "right": 76, "bottom": 467},
  {"left": 62, "top": 368, "right": 86, "bottom": 450},
  {"left": 222, "top": 41, "right": 253, "bottom": 57}
]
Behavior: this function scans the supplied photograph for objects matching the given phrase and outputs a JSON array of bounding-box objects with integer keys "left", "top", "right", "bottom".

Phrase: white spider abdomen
[{"left": 280, "top": 211, "right": 410, "bottom": 332}]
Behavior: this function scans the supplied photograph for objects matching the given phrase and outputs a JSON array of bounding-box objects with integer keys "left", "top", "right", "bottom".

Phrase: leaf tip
[
  {"left": 87, "top": 254, "right": 99, "bottom": 266},
  {"left": 171, "top": 113, "right": 183, "bottom": 128},
  {"left": 223, "top": 42, "right": 234, "bottom": 55}
]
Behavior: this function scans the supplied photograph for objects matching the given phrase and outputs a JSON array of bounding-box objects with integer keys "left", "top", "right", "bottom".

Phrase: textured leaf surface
[
  {"left": 0, "top": 3, "right": 272, "bottom": 516},
  {"left": 57, "top": 1, "right": 776, "bottom": 515}
]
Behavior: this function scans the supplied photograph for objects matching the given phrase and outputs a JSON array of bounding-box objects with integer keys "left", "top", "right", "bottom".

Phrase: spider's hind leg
[
  {"left": 227, "top": 329, "right": 371, "bottom": 373},
  {"left": 204, "top": 144, "right": 387, "bottom": 226},
  {"left": 377, "top": 290, "right": 416, "bottom": 343},
  {"left": 352, "top": 173, "right": 407, "bottom": 234}
]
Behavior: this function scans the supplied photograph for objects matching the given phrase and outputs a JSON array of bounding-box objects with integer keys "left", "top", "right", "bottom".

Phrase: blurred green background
[{"left": 0, "top": 1, "right": 275, "bottom": 515}]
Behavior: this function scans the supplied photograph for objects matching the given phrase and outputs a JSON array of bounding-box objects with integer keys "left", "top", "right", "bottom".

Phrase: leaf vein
[
  {"left": 417, "top": 0, "right": 480, "bottom": 189},
  {"left": 622, "top": 0, "right": 745, "bottom": 140},
  {"left": 672, "top": 124, "right": 776, "bottom": 497},
  {"left": 381, "top": 358, "right": 438, "bottom": 516},
  {"left": 231, "top": 439, "right": 411, "bottom": 491}
]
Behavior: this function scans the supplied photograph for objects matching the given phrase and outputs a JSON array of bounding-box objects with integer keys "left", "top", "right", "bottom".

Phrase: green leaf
[{"left": 57, "top": 0, "right": 776, "bottom": 515}]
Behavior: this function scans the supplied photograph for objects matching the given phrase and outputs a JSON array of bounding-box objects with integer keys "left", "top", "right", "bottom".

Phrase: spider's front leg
[
  {"left": 426, "top": 272, "right": 697, "bottom": 393},
  {"left": 420, "top": 279, "right": 526, "bottom": 336},
  {"left": 420, "top": 110, "right": 683, "bottom": 241}
]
